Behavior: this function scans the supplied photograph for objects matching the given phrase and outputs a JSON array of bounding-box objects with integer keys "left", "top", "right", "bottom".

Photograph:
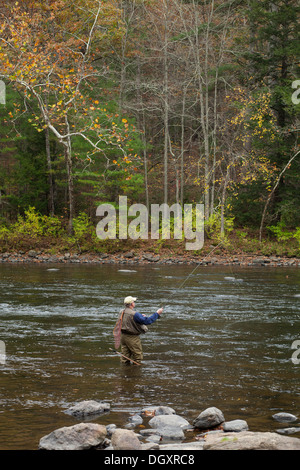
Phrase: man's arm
[{"left": 134, "top": 308, "right": 163, "bottom": 325}]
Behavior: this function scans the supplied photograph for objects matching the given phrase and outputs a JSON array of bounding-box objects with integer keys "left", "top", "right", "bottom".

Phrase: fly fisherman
[{"left": 119, "top": 296, "right": 163, "bottom": 365}]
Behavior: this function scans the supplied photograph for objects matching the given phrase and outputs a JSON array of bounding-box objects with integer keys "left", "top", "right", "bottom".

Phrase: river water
[{"left": 0, "top": 262, "right": 299, "bottom": 449}]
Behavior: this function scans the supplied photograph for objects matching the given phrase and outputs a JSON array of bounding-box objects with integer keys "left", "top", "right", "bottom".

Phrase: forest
[{"left": 0, "top": 0, "right": 299, "bottom": 256}]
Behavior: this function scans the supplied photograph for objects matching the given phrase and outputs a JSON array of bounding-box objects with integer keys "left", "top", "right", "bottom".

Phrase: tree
[
  {"left": 0, "top": 0, "right": 138, "bottom": 231},
  {"left": 242, "top": 0, "right": 300, "bottom": 228}
]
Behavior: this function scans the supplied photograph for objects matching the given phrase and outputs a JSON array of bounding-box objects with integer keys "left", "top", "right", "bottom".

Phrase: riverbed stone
[
  {"left": 223, "top": 419, "right": 249, "bottom": 432},
  {"left": 39, "top": 422, "right": 107, "bottom": 450},
  {"left": 64, "top": 400, "right": 110, "bottom": 418},
  {"left": 154, "top": 406, "right": 176, "bottom": 416},
  {"left": 148, "top": 414, "right": 190, "bottom": 440},
  {"left": 159, "top": 441, "right": 205, "bottom": 450},
  {"left": 203, "top": 430, "right": 300, "bottom": 450},
  {"left": 272, "top": 412, "right": 298, "bottom": 423},
  {"left": 28, "top": 250, "right": 38, "bottom": 258},
  {"left": 193, "top": 407, "right": 225, "bottom": 430},
  {"left": 276, "top": 427, "right": 300, "bottom": 435},
  {"left": 106, "top": 424, "right": 117, "bottom": 436},
  {"left": 128, "top": 413, "right": 143, "bottom": 425},
  {"left": 140, "top": 442, "right": 160, "bottom": 450},
  {"left": 149, "top": 414, "right": 190, "bottom": 430},
  {"left": 141, "top": 405, "right": 176, "bottom": 417},
  {"left": 139, "top": 428, "right": 161, "bottom": 437},
  {"left": 145, "top": 434, "right": 162, "bottom": 444},
  {"left": 111, "top": 429, "right": 142, "bottom": 450}
]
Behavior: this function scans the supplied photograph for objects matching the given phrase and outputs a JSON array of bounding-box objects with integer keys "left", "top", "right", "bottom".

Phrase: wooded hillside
[{"left": 0, "top": 0, "right": 299, "bottom": 250}]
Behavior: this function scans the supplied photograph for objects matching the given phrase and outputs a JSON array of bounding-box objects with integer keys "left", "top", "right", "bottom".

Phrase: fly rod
[{"left": 109, "top": 347, "right": 141, "bottom": 366}]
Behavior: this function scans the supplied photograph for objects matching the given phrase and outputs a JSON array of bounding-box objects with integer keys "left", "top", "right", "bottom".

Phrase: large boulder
[
  {"left": 111, "top": 429, "right": 142, "bottom": 450},
  {"left": 203, "top": 431, "right": 300, "bottom": 450},
  {"left": 39, "top": 422, "right": 107, "bottom": 450},
  {"left": 193, "top": 407, "right": 225, "bottom": 430}
]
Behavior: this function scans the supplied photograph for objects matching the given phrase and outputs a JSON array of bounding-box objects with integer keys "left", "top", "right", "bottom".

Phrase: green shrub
[
  {"left": 294, "top": 228, "right": 300, "bottom": 249},
  {"left": 14, "top": 207, "right": 44, "bottom": 237},
  {"left": 13, "top": 206, "right": 63, "bottom": 238},
  {"left": 0, "top": 225, "right": 11, "bottom": 240},
  {"left": 72, "top": 212, "right": 93, "bottom": 241},
  {"left": 267, "top": 222, "right": 294, "bottom": 242},
  {"left": 205, "top": 212, "right": 235, "bottom": 239},
  {"left": 40, "top": 215, "right": 64, "bottom": 237}
]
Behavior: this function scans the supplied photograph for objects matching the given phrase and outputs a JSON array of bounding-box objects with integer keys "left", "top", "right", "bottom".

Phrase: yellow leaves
[
  {"left": 228, "top": 86, "right": 278, "bottom": 144},
  {"left": 0, "top": 0, "right": 135, "bottom": 158}
]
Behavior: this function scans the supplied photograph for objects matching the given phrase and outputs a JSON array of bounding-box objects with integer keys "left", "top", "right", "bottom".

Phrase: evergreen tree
[{"left": 246, "top": 0, "right": 300, "bottom": 227}]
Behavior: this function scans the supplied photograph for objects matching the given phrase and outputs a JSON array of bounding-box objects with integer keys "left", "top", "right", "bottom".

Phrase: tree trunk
[
  {"left": 64, "top": 116, "right": 74, "bottom": 235},
  {"left": 180, "top": 85, "right": 186, "bottom": 206},
  {"left": 64, "top": 143, "right": 74, "bottom": 235},
  {"left": 163, "top": 4, "right": 169, "bottom": 205},
  {"left": 45, "top": 126, "right": 55, "bottom": 216}
]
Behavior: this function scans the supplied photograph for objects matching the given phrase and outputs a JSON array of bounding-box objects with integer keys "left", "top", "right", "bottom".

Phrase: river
[{"left": 0, "top": 262, "right": 299, "bottom": 449}]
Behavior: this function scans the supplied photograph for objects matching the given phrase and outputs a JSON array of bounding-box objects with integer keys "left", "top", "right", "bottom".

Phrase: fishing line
[{"left": 161, "top": 240, "right": 224, "bottom": 309}]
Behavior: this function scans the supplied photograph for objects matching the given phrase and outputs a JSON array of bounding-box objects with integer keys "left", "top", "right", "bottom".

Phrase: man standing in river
[{"left": 119, "top": 296, "right": 163, "bottom": 365}]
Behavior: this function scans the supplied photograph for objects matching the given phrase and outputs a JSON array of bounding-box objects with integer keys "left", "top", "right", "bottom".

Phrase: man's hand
[{"left": 157, "top": 308, "right": 163, "bottom": 315}]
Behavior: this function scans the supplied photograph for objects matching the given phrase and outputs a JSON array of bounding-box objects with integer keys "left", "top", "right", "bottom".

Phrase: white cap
[{"left": 124, "top": 296, "right": 137, "bottom": 305}]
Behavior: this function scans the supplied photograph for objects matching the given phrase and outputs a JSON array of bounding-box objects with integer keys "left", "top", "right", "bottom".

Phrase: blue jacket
[{"left": 134, "top": 311, "right": 160, "bottom": 325}]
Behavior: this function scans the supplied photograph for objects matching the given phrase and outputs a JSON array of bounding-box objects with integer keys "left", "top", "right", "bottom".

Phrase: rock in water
[
  {"left": 111, "top": 429, "right": 142, "bottom": 450},
  {"left": 39, "top": 423, "right": 107, "bottom": 450},
  {"left": 148, "top": 414, "right": 190, "bottom": 440},
  {"left": 276, "top": 427, "right": 300, "bottom": 435},
  {"left": 272, "top": 412, "right": 297, "bottom": 423},
  {"left": 203, "top": 431, "right": 300, "bottom": 450},
  {"left": 223, "top": 419, "right": 249, "bottom": 432},
  {"left": 64, "top": 400, "right": 110, "bottom": 418},
  {"left": 149, "top": 414, "right": 190, "bottom": 429},
  {"left": 141, "top": 405, "right": 176, "bottom": 417},
  {"left": 193, "top": 407, "right": 225, "bottom": 430}
]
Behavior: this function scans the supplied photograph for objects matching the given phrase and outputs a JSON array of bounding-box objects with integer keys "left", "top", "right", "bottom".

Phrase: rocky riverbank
[
  {"left": 1, "top": 249, "right": 300, "bottom": 267},
  {"left": 38, "top": 400, "right": 300, "bottom": 450}
]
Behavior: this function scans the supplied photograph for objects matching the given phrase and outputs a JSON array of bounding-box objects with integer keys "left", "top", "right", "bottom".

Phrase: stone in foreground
[
  {"left": 39, "top": 422, "right": 107, "bottom": 450},
  {"left": 203, "top": 431, "right": 300, "bottom": 450},
  {"left": 193, "top": 407, "right": 225, "bottom": 430},
  {"left": 223, "top": 419, "right": 249, "bottom": 432},
  {"left": 149, "top": 414, "right": 190, "bottom": 440},
  {"left": 111, "top": 429, "right": 142, "bottom": 450}
]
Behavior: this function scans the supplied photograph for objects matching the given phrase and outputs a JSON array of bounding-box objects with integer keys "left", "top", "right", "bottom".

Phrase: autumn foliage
[{"left": 0, "top": 0, "right": 299, "bottom": 240}]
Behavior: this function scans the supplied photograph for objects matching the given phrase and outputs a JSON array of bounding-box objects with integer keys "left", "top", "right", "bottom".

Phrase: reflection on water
[{"left": 0, "top": 263, "right": 299, "bottom": 449}]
